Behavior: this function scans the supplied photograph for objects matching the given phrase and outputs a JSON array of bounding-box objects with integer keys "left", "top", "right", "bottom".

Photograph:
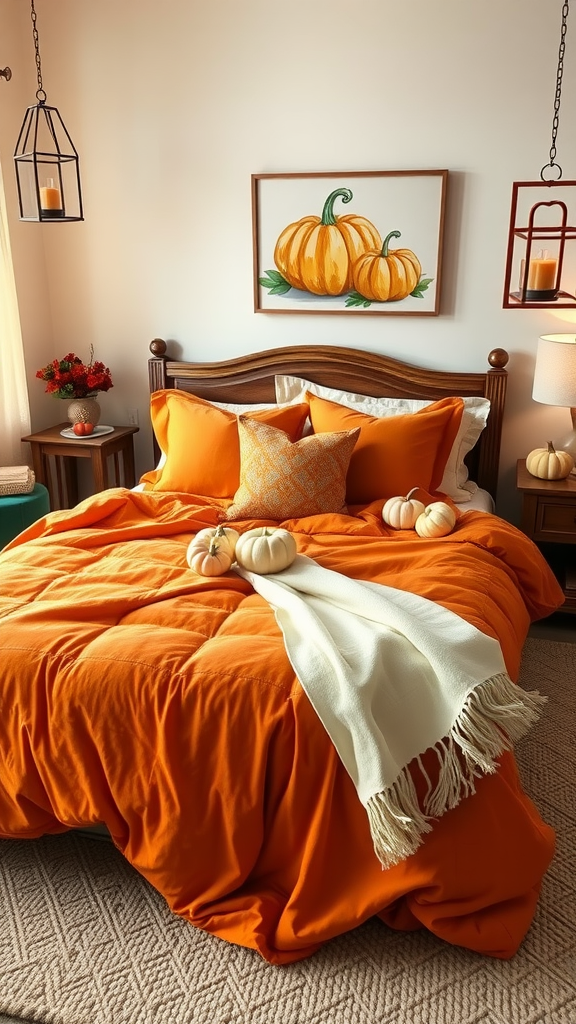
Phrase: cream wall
[{"left": 1, "top": 0, "right": 575, "bottom": 521}]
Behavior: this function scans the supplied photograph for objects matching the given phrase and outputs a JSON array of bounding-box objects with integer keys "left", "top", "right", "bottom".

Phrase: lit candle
[
  {"left": 39, "top": 178, "right": 63, "bottom": 216},
  {"left": 527, "top": 256, "right": 557, "bottom": 291}
]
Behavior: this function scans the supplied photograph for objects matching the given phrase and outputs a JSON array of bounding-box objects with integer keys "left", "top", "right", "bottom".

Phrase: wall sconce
[
  {"left": 13, "top": 0, "right": 83, "bottom": 223},
  {"left": 532, "top": 334, "right": 576, "bottom": 458},
  {"left": 503, "top": 2, "right": 576, "bottom": 310}
]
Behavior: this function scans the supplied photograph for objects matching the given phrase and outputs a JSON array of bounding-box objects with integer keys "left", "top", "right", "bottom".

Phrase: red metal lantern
[
  {"left": 503, "top": 1, "right": 575, "bottom": 310},
  {"left": 503, "top": 181, "right": 576, "bottom": 309}
]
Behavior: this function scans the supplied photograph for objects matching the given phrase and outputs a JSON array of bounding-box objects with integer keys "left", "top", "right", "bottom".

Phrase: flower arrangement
[{"left": 36, "top": 346, "right": 113, "bottom": 400}]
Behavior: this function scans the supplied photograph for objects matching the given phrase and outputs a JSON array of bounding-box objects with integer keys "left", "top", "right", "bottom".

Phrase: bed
[{"left": 0, "top": 340, "right": 565, "bottom": 966}]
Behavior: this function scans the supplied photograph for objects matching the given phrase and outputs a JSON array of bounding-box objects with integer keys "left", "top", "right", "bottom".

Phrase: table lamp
[{"left": 532, "top": 334, "right": 576, "bottom": 460}]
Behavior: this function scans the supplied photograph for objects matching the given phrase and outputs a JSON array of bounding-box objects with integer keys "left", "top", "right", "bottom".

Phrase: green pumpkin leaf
[
  {"left": 411, "top": 277, "right": 433, "bottom": 299},
  {"left": 345, "top": 291, "right": 372, "bottom": 308},
  {"left": 259, "top": 269, "right": 292, "bottom": 295},
  {"left": 262, "top": 269, "right": 287, "bottom": 284}
]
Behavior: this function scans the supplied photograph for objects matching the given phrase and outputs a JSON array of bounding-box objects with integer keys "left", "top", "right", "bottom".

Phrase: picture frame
[{"left": 251, "top": 169, "right": 448, "bottom": 316}]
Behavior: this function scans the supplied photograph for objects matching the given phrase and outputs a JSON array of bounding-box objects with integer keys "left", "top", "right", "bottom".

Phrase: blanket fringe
[{"left": 366, "top": 674, "right": 547, "bottom": 870}]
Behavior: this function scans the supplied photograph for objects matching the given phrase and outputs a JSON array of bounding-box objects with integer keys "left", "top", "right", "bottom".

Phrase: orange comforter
[{"left": 0, "top": 488, "right": 564, "bottom": 964}]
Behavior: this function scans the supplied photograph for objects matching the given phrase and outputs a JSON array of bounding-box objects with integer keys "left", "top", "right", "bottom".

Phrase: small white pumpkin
[
  {"left": 414, "top": 501, "right": 456, "bottom": 539},
  {"left": 187, "top": 534, "right": 233, "bottom": 576},
  {"left": 193, "top": 524, "right": 240, "bottom": 560},
  {"left": 382, "top": 487, "right": 426, "bottom": 530},
  {"left": 235, "top": 526, "right": 297, "bottom": 574},
  {"left": 526, "top": 441, "right": 574, "bottom": 480}
]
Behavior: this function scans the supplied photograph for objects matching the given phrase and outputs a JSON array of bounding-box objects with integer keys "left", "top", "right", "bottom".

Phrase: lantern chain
[
  {"left": 30, "top": 0, "right": 46, "bottom": 104},
  {"left": 541, "top": 0, "right": 570, "bottom": 181}
]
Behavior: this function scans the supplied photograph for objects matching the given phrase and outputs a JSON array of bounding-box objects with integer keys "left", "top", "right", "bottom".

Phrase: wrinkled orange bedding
[{"left": 0, "top": 489, "right": 564, "bottom": 964}]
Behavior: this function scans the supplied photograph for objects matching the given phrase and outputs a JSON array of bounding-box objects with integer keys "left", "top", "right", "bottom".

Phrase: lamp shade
[{"left": 532, "top": 334, "right": 576, "bottom": 407}]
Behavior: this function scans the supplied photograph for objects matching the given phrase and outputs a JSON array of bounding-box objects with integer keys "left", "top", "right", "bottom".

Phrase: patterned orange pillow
[{"left": 225, "top": 416, "right": 360, "bottom": 521}]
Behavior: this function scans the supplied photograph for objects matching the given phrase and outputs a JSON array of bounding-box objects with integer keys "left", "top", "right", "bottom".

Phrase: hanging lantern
[
  {"left": 503, "top": 1, "right": 576, "bottom": 309},
  {"left": 13, "top": 0, "right": 83, "bottom": 223}
]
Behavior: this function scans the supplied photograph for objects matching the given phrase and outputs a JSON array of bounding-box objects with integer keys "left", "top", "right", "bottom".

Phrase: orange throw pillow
[
  {"left": 306, "top": 392, "right": 464, "bottom": 504},
  {"left": 225, "top": 415, "right": 360, "bottom": 520},
  {"left": 140, "top": 391, "right": 309, "bottom": 497}
]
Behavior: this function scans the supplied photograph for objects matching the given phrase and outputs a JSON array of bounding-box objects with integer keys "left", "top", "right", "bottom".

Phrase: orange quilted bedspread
[{"left": 0, "top": 489, "right": 564, "bottom": 964}]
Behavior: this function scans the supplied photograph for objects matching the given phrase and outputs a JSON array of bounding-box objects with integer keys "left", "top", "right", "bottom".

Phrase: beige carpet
[{"left": 0, "top": 637, "right": 575, "bottom": 1024}]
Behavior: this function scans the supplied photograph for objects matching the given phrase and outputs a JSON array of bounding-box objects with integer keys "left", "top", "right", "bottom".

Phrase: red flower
[{"left": 36, "top": 348, "right": 113, "bottom": 399}]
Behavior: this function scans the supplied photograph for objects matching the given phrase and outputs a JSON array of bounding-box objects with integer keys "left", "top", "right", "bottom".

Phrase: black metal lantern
[
  {"left": 503, "top": 1, "right": 576, "bottom": 309},
  {"left": 13, "top": 0, "right": 83, "bottom": 223}
]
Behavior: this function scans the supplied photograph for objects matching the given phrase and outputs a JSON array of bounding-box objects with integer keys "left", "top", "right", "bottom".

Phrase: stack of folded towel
[{"left": 0, "top": 466, "right": 36, "bottom": 496}]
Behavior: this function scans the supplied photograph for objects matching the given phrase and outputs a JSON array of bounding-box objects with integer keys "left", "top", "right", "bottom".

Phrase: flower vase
[{"left": 66, "top": 395, "right": 101, "bottom": 427}]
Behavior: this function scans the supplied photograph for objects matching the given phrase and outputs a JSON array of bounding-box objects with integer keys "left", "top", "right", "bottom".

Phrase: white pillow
[{"left": 275, "top": 375, "right": 490, "bottom": 502}]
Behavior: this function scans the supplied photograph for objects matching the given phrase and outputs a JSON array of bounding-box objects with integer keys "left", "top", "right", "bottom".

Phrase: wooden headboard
[{"left": 148, "top": 340, "right": 509, "bottom": 499}]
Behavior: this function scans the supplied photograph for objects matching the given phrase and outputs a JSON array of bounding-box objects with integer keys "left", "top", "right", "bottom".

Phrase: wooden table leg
[
  {"left": 53, "top": 457, "right": 65, "bottom": 508},
  {"left": 28, "top": 443, "right": 45, "bottom": 487},
  {"left": 50, "top": 456, "right": 78, "bottom": 509},
  {"left": 29, "top": 444, "right": 59, "bottom": 510},
  {"left": 63, "top": 457, "right": 78, "bottom": 507},
  {"left": 91, "top": 450, "right": 109, "bottom": 493}
]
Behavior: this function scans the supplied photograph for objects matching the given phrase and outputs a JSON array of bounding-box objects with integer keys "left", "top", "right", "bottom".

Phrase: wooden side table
[
  {"left": 22, "top": 423, "right": 140, "bottom": 511},
  {"left": 516, "top": 459, "right": 576, "bottom": 614}
]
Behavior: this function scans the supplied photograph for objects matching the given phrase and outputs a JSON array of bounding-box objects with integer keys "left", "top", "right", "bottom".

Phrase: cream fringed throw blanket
[{"left": 234, "top": 555, "right": 546, "bottom": 869}]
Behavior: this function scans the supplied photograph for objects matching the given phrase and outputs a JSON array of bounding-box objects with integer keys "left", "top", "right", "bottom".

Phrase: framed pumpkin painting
[{"left": 251, "top": 169, "right": 448, "bottom": 316}]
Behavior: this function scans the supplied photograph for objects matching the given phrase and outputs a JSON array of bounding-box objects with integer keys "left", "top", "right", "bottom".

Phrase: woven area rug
[{"left": 0, "top": 637, "right": 575, "bottom": 1024}]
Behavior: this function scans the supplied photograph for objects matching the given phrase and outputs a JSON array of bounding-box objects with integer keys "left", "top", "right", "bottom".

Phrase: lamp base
[{"left": 555, "top": 408, "right": 576, "bottom": 468}]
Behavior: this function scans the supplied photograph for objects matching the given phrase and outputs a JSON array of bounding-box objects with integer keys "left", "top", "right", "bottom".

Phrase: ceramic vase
[{"left": 66, "top": 395, "right": 101, "bottom": 427}]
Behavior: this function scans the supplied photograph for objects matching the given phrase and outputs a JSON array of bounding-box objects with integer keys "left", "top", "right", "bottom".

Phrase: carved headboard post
[
  {"left": 148, "top": 338, "right": 168, "bottom": 392},
  {"left": 148, "top": 339, "right": 169, "bottom": 466},
  {"left": 477, "top": 348, "right": 509, "bottom": 501}
]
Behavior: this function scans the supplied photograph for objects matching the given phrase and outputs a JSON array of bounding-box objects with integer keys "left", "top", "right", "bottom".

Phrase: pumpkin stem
[
  {"left": 547, "top": 441, "right": 556, "bottom": 452},
  {"left": 208, "top": 538, "right": 220, "bottom": 555},
  {"left": 321, "top": 188, "right": 353, "bottom": 226},
  {"left": 405, "top": 487, "right": 421, "bottom": 500},
  {"left": 381, "top": 230, "right": 401, "bottom": 257}
]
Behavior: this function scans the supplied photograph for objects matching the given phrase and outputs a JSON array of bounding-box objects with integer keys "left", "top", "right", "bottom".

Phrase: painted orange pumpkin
[
  {"left": 352, "top": 230, "right": 422, "bottom": 302},
  {"left": 274, "top": 188, "right": 382, "bottom": 296}
]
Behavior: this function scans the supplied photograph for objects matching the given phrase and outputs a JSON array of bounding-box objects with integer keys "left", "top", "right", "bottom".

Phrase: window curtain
[{"left": 0, "top": 158, "right": 31, "bottom": 466}]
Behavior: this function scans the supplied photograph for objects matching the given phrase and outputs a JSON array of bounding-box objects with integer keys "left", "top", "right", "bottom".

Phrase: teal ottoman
[{"left": 0, "top": 483, "right": 50, "bottom": 549}]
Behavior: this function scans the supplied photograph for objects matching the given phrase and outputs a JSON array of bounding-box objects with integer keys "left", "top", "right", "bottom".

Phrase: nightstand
[
  {"left": 516, "top": 459, "right": 576, "bottom": 614},
  {"left": 22, "top": 423, "right": 139, "bottom": 511}
]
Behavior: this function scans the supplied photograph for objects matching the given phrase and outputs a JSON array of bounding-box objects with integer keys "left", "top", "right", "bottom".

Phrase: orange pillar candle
[
  {"left": 39, "top": 178, "right": 63, "bottom": 216},
  {"left": 527, "top": 256, "right": 558, "bottom": 291}
]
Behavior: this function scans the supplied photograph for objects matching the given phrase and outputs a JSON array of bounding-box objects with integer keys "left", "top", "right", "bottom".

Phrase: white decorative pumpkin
[
  {"left": 187, "top": 534, "right": 233, "bottom": 576},
  {"left": 382, "top": 487, "right": 426, "bottom": 530},
  {"left": 526, "top": 441, "right": 574, "bottom": 480},
  {"left": 414, "top": 501, "right": 456, "bottom": 539},
  {"left": 235, "top": 526, "right": 297, "bottom": 574},
  {"left": 193, "top": 524, "right": 240, "bottom": 560}
]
